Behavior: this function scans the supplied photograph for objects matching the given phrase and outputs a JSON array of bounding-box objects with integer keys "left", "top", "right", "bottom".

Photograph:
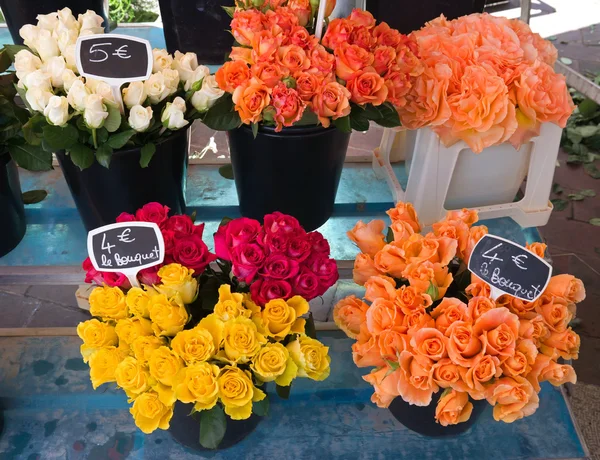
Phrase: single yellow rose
[
  {"left": 88, "top": 346, "right": 128, "bottom": 389},
  {"left": 115, "top": 317, "right": 153, "bottom": 346},
  {"left": 174, "top": 362, "right": 220, "bottom": 411},
  {"left": 115, "top": 356, "right": 150, "bottom": 398},
  {"left": 89, "top": 286, "right": 128, "bottom": 320},
  {"left": 77, "top": 319, "right": 118, "bottom": 363},
  {"left": 198, "top": 314, "right": 225, "bottom": 350},
  {"left": 214, "top": 284, "right": 251, "bottom": 321},
  {"left": 156, "top": 264, "right": 198, "bottom": 305},
  {"left": 148, "top": 293, "right": 189, "bottom": 337},
  {"left": 130, "top": 391, "right": 174, "bottom": 434},
  {"left": 250, "top": 343, "right": 298, "bottom": 386},
  {"left": 148, "top": 346, "right": 185, "bottom": 387},
  {"left": 261, "top": 296, "right": 309, "bottom": 340},
  {"left": 218, "top": 366, "right": 266, "bottom": 420},
  {"left": 152, "top": 381, "right": 177, "bottom": 406},
  {"left": 131, "top": 335, "right": 165, "bottom": 366},
  {"left": 222, "top": 316, "right": 267, "bottom": 363},
  {"left": 171, "top": 328, "right": 215, "bottom": 364},
  {"left": 126, "top": 287, "right": 152, "bottom": 318},
  {"left": 287, "top": 335, "right": 331, "bottom": 381}
]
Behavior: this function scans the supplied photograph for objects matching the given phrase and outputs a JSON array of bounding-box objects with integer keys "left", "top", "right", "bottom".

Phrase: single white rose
[
  {"left": 43, "top": 95, "right": 70, "bottom": 126},
  {"left": 67, "top": 80, "right": 90, "bottom": 111},
  {"left": 14, "top": 50, "right": 42, "bottom": 80},
  {"left": 161, "top": 96, "right": 188, "bottom": 130},
  {"left": 56, "top": 26, "right": 79, "bottom": 54},
  {"left": 19, "top": 25, "right": 41, "bottom": 53},
  {"left": 63, "top": 44, "right": 77, "bottom": 71},
  {"left": 122, "top": 81, "right": 146, "bottom": 108},
  {"left": 22, "top": 69, "right": 52, "bottom": 92},
  {"left": 152, "top": 49, "right": 173, "bottom": 73},
  {"left": 37, "top": 29, "right": 60, "bottom": 62},
  {"left": 78, "top": 10, "right": 104, "bottom": 33},
  {"left": 128, "top": 105, "right": 153, "bottom": 132},
  {"left": 36, "top": 12, "right": 59, "bottom": 31},
  {"left": 57, "top": 7, "right": 80, "bottom": 31},
  {"left": 92, "top": 80, "right": 116, "bottom": 105},
  {"left": 183, "top": 65, "right": 210, "bottom": 91},
  {"left": 144, "top": 72, "right": 170, "bottom": 104},
  {"left": 162, "top": 68, "right": 180, "bottom": 96},
  {"left": 26, "top": 87, "right": 53, "bottom": 112},
  {"left": 172, "top": 50, "right": 198, "bottom": 83},
  {"left": 191, "top": 75, "right": 224, "bottom": 112},
  {"left": 62, "top": 69, "right": 81, "bottom": 91},
  {"left": 83, "top": 94, "right": 109, "bottom": 128},
  {"left": 43, "top": 56, "right": 67, "bottom": 88}
]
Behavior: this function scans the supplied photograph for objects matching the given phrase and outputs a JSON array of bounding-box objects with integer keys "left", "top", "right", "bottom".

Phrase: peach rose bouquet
[
  {"left": 334, "top": 201, "right": 586, "bottom": 427},
  {"left": 201, "top": 4, "right": 406, "bottom": 134},
  {"left": 396, "top": 13, "right": 574, "bottom": 153}
]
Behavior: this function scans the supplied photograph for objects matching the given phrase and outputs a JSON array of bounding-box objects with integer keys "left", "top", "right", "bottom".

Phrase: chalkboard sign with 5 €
[
  {"left": 75, "top": 34, "right": 152, "bottom": 86},
  {"left": 468, "top": 234, "right": 552, "bottom": 302},
  {"left": 87, "top": 222, "right": 165, "bottom": 286}
]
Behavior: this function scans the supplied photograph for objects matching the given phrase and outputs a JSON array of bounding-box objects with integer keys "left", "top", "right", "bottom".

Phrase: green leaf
[
  {"left": 350, "top": 105, "right": 370, "bottom": 132},
  {"left": 21, "top": 189, "right": 48, "bottom": 204},
  {"left": 576, "top": 125, "right": 599, "bottom": 138},
  {"left": 251, "top": 122, "right": 258, "bottom": 139},
  {"left": 202, "top": 94, "right": 241, "bottom": 131},
  {"left": 219, "top": 163, "right": 235, "bottom": 180},
  {"left": 425, "top": 281, "right": 439, "bottom": 301},
  {"left": 552, "top": 183, "right": 564, "bottom": 194},
  {"left": 252, "top": 394, "right": 269, "bottom": 417},
  {"left": 15, "top": 84, "right": 31, "bottom": 111},
  {"left": 385, "top": 227, "right": 394, "bottom": 244},
  {"left": 3, "top": 44, "right": 30, "bottom": 61},
  {"left": 139, "top": 143, "right": 156, "bottom": 168},
  {"left": 584, "top": 163, "right": 600, "bottom": 179},
  {"left": 384, "top": 359, "right": 400, "bottom": 371},
  {"left": 199, "top": 404, "right": 226, "bottom": 450},
  {"left": 589, "top": 218, "right": 600, "bottom": 226},
  {"left": 566, "top": 128, "right": 583, "bottom": 145},
  {"left": 0, "top": 50, "right": 12, "bottom": 73},
  {"left": 107, "top": 129, "right": 135, "bottom": 149},
  {"left": 362, "top": 102, "right": 401, "bottom": 128},
  {"left": 68, "top": 143, "right": 95, "bottom": 170},
  {"left": 567, "top": 154, "right": 584, "bottom": 164},
  {"left": 550, "top": 198, "right": 569, "bottom": 211},
  {"left": 219, "top": 216, "right": 233, "bottom": 228},
  {"left": 95, "top": 144, "right": 113, "bottom": 168},
  {"left": 96, "top": 127, "right": 109, "bottom": 144},
  {"left": 22, "top": 115, "right": 47, "bottom": 146},
  {"left": 104, "top": 105, "right": 122, "bottom": 133},
  {"left": 190, "top": 210, "right": 197, "bottom": 223},
  {"left": 296, "top": 109, "right": 319, "bottom": 126},
  {"left": 578, "top": 98, "right": 599, "bottom": 118},
  {"left": 42, "top": 124, "right": 79, "bottom": 150},
  {"left": 222, "top": 5, "right": 235, "bottom": 18},
  {"left": 568, "top": 193, "right": 585, "bottom": 201},
  {"left": 276, "top": 382, "right": 292, "bottom": 399},
  {"left": 7, "top": 141, "right": 53, "bottom": 171},
  {"left": 332, "top": 115, "right": 351, "bottom": 133},
  {"left": 580, "top": 189, "right": 597, "bottom": 197},
  {"left": 305, "top": 312, "right": 317, "bottom": 339}
]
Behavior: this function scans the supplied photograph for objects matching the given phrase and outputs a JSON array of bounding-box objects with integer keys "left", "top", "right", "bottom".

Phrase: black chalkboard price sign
[
  {"left": 468, "top": 234, "right": 552, "bottom": 302},
  {"left": 75, "top": 34, "right": 152, "bottom": 86},
  {"left": 87, "top": 222, "right": 165, "bottom": 287}
]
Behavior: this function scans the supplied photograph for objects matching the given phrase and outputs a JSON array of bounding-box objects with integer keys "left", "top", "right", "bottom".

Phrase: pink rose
[
  {"left": 172, "top": 235, "right": 217, "bottom": 273},
  {"left": 250, "top": 279, "right": 293, "bottom": 305},
  {"left": 263, "top": 231, "right": 290, "bottom": 253},
  {"left": 139, "top": 265, "right": 161, "bottom": 285},
  {"left": 164, "top": 215, "right": 202, "bottom": 237},
  {"left": 135, "top": 202, "right": 170, "bottom": 227},
  {"left": 286, "top": 235, "right": 312, "bottom": 262},
  {"left": 264, "top": 212, "right": 303, "bottom": 236},
  {"left": 161, "top": 230, "right": 177, "bottom": 256},
  {"left": 102, "top": 272, "right": 131, "bottom": 289},
  {"left": 116, "top": 212, "right": 136, "bottom": 223},
  {"left": 307, "top": 231, "right": 331, "bottom": 255},
  {"left": 292, "top": 268, "right": 321, "bottom": 300},
  {"left": 82, "top": 257, "right": 105, "bottom": 285},
  {"left": 308, "top": 255, "right": 339, "bottom": 295},
  {"left": 214, "top": 217, "right": 262, "bottom": 260},
  {"left": 231, "top": 243, "right": 266, "bottom": 283},
  {"left": 259, "top": 253, "right": 300, "bottom": 280}
]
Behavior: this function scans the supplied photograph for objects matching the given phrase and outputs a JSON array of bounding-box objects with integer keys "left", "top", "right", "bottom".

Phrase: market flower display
[{"left": 335, "top": 202, "right": 585, "bottom": 425}]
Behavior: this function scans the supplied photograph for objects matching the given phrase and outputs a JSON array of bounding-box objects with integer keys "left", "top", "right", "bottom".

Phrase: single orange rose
[
  {"left": 539, "top": 361, "right": 577, "bottom": 387},
  {"left": 402, "top": 310, "right": 435, "bottom": 337},
  {"left": 215, "top": 60, "right": 251, "bottom": 93},
  {"left": 352, "top": 253, "right": 381, "bottom": 286},
  {"left": 446, "top": 209, "right": 480, "bottom": 227},
  {"left": 464, "top": 355, "right": 501, "bottom": 397},
  {"left": 322, "top": 18, "right": 354, "bottom": 50},
  {"left": 334, "top": 43, "right": 374, "bottom": 81},
  {"left": 432, "top": 358, "right": 470, "bottom": 391},
  {"left": 288, "top": 0, "right": 311, "bottom": 26},
  {"left": 518, "top": 312, "right": 550, "bottom": 346},
  {"left": 467, "top": 296, "right": 496, "bottom": 321},
  {"left": 251, "top": 29, "right": 283, "bottom": 64},
  {"left": 295, "top": 71, "right": 322, "bottom": 101},
  {"left": 308, "top": 44, "right": 336, "bottom": 76},
  {"left": 544, "top": 274, "right": 586, "bottom": 304},
  {"left": 347, "top": 219, "right": 386, "bottom": 257},
  {"left": 352, "top": 323, "right": 386, "bottom": 368},
  {"left": 366, "top": 298, "right": 404, "bottom": 335},
  {"left": 496, "top": 294, "right": 538, "bottom": 318},
  {"left": 485, "top": 376, "right": 539, "bottom": 423},
  {"left": 232, "top": 77, "right": 271, "bottom": 124},
  {"left": 288, "top": 25, "right": 318, "bottom": 50},
  {"left": 348, "top": 8, "right": 376, "bottom": 29},
  {"left": 397, "top": 350, "right": 439, "bottom": 406},
  {"left": 350, "top": 26, "right": 376, "bottom": 51},
  {"left": 251, "top": 62, "right": 288, "bottom": 88},
  {"left": 465, "top": 275, "right": 491, "bottom": 298},
  {"left": 364, "top": 275, "right": 396, "bottom": 303},
  {"left": 378, "top": 329, "right": 409, "bottom": 360},
  {"left": 534, "top": 294, "right": 573, "bottom": 333},
  {"left": 526, "top": 353, "right": 551, "bottom": 392},
  {"left": 383, "top": 67, "right": 411, "bottom": 108},
  {"left": 373, "top": 22, "right": 402, "bottom": 48},
  {"left": 432, "top": 298, "right": 468, "bottom": 335},
  {"left": 386, "top": 202, "right": 420, "bottom": 232},
  {"left": 402, "top": 234, "right": 457, "bottom": 267},
  {"left": 446, "top": 321, "right": 484, "bottom": 367},
  {"left": 394, "top": 285, "right": 433, "bottom": 315},
  {"left": 501, "top": 338, "right": 537, "bottom": 378},
  {"left": 231, "top": 9, "right": 265, "bottom": 47},
  {"left": 404, "top": 261, "right": 453, "bottom": 299},
  {"left": 333, "top": 295, "right": 369, "bottom": 339},
  {"left": 410, "top": 327, "right": 448, "bottom": 361},
  {"left": 473, "top": 308, "right": 520, "bottom": 358},
  {"left": 230, "top": 47, "right": 254, "bottom": 65},
  {"left": 363, "top": 365, "right": 400, "bottom": 408},
  {"left": 270, "top": 81, "right": 306, "bottom": 131},
  {"left": 432, "top": 218, "right": 470, "bottom": 260},
  {"left": 311, "top": 81, "right": 351, "bottom": 127},
  {"left": 540, "top": 328, "right": 580, "bottom": 360},
  {"left": 435, "top": 390, "right": 473, "bottom": 426},
  {"left": 389, "top": 220, "right": 414, "bottom": 245},
  {"left": 277, "top": 45, "right": 311, "bottom": 74},
  {"left": 347, "top": 69, "right": 388, "bottom": 106},
  {"left": 373, "top": 243, "right": 407, "bottom": 279},
  {"left": 526, "top": 242, "right": 547, "bottom": 259},
  {"left": 395, "top": 45, "right": 424, "bottom": 78},
  {"left": 265, "top": 7, "right": 299, "bottom": 35}
]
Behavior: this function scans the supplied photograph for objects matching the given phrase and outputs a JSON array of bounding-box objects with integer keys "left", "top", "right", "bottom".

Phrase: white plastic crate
[{"left": 373, "top": 123, "right": 563, "bottom": 227}]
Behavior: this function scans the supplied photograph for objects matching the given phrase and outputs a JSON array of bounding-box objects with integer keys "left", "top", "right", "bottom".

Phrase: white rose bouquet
[{"left": 9, "top": 7, "right": 224, "bottom": 170}]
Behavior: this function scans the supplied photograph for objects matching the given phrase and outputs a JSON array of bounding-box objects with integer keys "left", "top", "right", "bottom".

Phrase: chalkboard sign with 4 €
[
  {"left": 468, "top": 234, "right": 552, "bottom": 302},
  {"left": 75, "top": 34, "right": 152, "bottom": 86},
  {"left": 87, "top": 222, "right": 165, "bottom": 287}
]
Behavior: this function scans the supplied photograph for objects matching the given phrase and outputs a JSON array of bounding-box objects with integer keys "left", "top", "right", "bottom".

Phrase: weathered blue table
[{"left": 0, "top": 332, "right": 589, "bottom": 459}]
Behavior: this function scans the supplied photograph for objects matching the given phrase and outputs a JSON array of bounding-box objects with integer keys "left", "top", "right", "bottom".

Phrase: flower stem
[{"left": 92, "top": 128, "right": 98, "bottom": 149}]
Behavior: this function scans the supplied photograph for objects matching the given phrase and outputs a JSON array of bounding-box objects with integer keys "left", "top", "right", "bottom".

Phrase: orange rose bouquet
[
  {"left": 200, "top": 3, "right": 406, "bottom": 134},
  {"left": 335, "top": 201, "right": 585, "bottom": 428},
  {"left": 396, "top": 13, "right": 574, "bottom": 153}
]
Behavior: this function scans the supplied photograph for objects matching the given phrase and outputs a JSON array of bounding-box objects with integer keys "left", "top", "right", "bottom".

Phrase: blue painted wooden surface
[{"left": 0, "top": 332, "right": 587, "bottom": 459}]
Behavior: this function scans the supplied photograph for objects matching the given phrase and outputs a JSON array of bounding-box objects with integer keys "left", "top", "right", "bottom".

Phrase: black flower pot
[
  {"left": 56, "top": 128, "right": 189, "bottom": 231},
  {"left": 169, "top": 402, "right": 262, "bottom": 451},
  {"left": 0, "top": 156, "right": 26, "bottom": 257},
  {"left": 389, "top": 392, "right": 488, "bottom": 437},
  {"left": 0, "top": 0, "right": 109, "bottom": 45},
  {"left": 228, "top": 124, "right": 351, "bottom": 231},
  {"left": 158, "top": 0, "right": 235, "bottom": 64},
  {"left": 365, "top": 0, "right": 485, "bottom": 34}
]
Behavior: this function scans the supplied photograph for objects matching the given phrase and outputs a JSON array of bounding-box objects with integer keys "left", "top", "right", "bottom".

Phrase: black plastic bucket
[
  {"left": 0, "top": 156, "right": 26, "bottom": 257},
  {"left": 0, "top": 0, "right": 109, "bottom": 45},
  {"left": 228, "top": 124, "right": 351, "bottom": 231},
  {"left": 56, "top": 128, "right": 188, "bottom": 231}
]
